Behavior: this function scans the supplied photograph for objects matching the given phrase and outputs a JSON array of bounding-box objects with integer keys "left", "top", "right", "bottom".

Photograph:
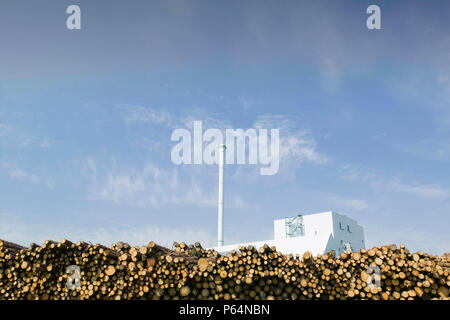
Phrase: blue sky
[{"left": 0, "top": 0, "right": 449, "bottom": 254}]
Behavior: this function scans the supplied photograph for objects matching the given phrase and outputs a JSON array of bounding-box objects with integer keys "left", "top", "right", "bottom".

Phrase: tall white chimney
[{"left": 217, "top": 144, "right": 226, "bottom": 247}]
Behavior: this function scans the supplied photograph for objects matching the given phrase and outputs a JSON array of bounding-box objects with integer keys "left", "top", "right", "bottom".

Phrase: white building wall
[
  {"left": 213, "top": 211, "right": 365, "bottom": 256},
  {"left": 273, "top": 219, "right": 286, "bottom": 240},
  {"left": 328, "top": 212, "right": 365, "bottom": 254}
]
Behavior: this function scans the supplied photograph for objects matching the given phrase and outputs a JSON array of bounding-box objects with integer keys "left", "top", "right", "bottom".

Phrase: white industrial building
[
  {"left": 213, "top": 145, "right": 365, "bottom": 257},
  {"left": 213, "top": 211, "right": 365, "bottom": 256}
]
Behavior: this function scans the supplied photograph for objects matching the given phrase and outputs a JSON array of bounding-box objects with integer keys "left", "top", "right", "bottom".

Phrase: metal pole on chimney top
[{"left": 217, "top": 144, "right": 226, "bottom": 247}]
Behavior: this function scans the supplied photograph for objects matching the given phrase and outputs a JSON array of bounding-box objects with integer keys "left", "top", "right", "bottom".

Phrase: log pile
[{"left": 0, "top": 239, "right": 448, "bottom": 300}]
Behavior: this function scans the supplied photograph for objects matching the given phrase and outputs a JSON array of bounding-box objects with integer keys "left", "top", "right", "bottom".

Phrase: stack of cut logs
[{"left": 0, "top": 239, "right": 448, "bottom": 300}]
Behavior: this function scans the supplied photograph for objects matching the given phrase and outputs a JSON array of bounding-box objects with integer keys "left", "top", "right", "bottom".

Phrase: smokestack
[{"left": 217, "top": 144, "right": 226, "bottom": 247}]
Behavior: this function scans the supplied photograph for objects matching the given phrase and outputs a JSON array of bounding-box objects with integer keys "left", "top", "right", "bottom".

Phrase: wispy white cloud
[
  {"left": 389, "top": 68, "right": 450, "bottom": 132},
  {"left": 121, "top": 107, "right": 328, "bottom": 171},
  {"left": 39, "top": 137, "right": 52, "bottom": 148},
  {"left": 385, "top": 69, "right": 450, "bottom": 160},
  {"left": 229, "top": 195, "right": 248, "bottom": 209},
  {"left": 1, "top": 162, "right": 40, "bottom": 184},
  {"left": 320, "top": 57, "right": 341, "bottom": 94},
  {"left": 81, "top": 158, "right": 217, "bottom": 207},
  {"left": 338, "top": 165, "right": 378, "bottom": 183},
  {"left": 390, "top": 178, "right": 450, "bottom": 200},
  {"left": 120, "top": 105, "right": 232, "bottom": 131},
  {"left": 0, "top": 122, "right": 52, "bottom": 148},
  {"left": 254, "top": 114, "right": 328, "bottom": 165},
  {"left": 339, "top": 164, "right": 450, "bottom": 200},
  {"left": 0, "top": 162, "right": 54, "bottom": 188},
  {"left": 329, "top": 196, "right": 369, "bottom": 211},
  {"left": 179, "top": 110, "right": 232, "bottom": 131},
  {"left": 0, "top": 123, "right": 12, "bottom": 136},
  {"left": 279, "top": 133, "right": 328, "bottom": 164},
  {"left": 436, "top": 71, "right": 450, "bottom": 128},
  {"left": 394, "top": 138, "right": 450, "bottom": 161},
  {"left": 121, "top": 105, "right": 174, "bottom": 127}
]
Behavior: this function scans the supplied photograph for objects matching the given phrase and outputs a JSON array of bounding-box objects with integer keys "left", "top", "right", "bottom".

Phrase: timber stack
[{"left": 0, "top": 239, "right": 448, "bottom": 300}]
